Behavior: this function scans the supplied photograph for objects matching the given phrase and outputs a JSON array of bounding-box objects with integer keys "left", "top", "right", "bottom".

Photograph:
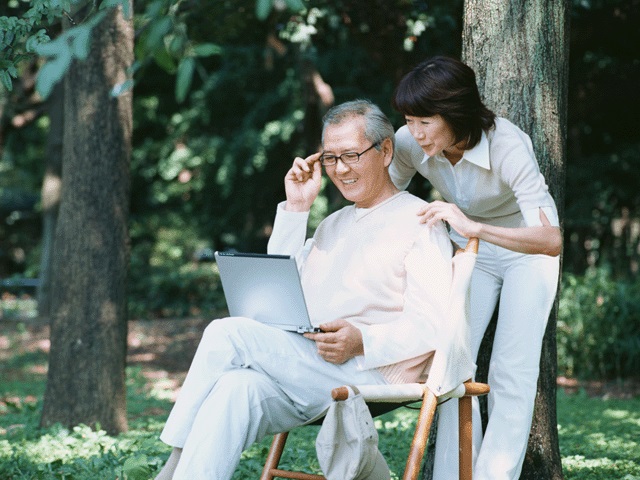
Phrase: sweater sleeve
[
  {"left": 355, "top": 222, "right": 453, "bottom": 370},
  {"left": 267, "top": 201, "right": 314, "bottom": 270}
]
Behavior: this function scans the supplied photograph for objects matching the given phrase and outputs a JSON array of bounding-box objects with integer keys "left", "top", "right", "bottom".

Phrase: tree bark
[
  {"left": 461, "top": 0, "right": 569, "bottom": 478},
  {"left": 37, "top": 81, "right": 63, "bottom": 320},
  {"left": 40, "top": 3, "right": 133, "bottom": 435}
]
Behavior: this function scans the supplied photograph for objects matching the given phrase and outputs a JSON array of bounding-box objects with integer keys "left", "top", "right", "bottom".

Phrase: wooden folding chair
[{"left": 261, "top": 238, "right": 489, "bottom": 480}]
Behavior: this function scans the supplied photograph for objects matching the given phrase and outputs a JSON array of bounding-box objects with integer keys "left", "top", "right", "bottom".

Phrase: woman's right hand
[
  {"left": 284, "top": 152, "right": 322, "bottom": 212},
  {"left": 417, "top": 200, "right": 480, "bottom": 238}
]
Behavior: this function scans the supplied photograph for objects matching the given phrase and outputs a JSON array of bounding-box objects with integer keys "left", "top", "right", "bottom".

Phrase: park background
[{"left": 0, "top": 0, "right": 639, "bottom": 479}]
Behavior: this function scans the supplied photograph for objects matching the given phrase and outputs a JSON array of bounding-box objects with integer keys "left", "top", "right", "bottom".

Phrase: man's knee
[
  {"left": 202, "top": 316, "right": 255, "bottom": 342},
  {"left": 213, "top": 369, "right": 279, "bottom": 408}
]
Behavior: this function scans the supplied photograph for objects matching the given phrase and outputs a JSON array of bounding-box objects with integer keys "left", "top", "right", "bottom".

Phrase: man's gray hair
[{"left": 322, "top": 99, "right": 395, "bottom": 152}]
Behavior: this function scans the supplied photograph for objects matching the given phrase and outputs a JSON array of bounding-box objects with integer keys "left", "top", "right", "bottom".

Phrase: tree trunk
[
  {"left": 37, "top": 81, "right": 63, "bottom": 320},
  {"left": 461, "top": 0, "right": 569, "bottom": 478},
  {"left": 40, "top": 3, "right": 133, "bottom": 435}
]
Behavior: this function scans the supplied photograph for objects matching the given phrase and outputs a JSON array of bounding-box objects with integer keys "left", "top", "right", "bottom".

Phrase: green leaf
[
  {"left": 145, "top": 0, "right": 164, "bottom": 18},
  {"left": 111, "top": 79, "right": 134, "bottom": 97},
  {"left": 192, "top": 43, "right": 222, "bottom": 57},
  {"left": 36, "top": 49, "right": 72, "bottom": 99},
  {"left": 0, "top": 70, "right": 13, "bottom": 92},
  {"left": 167, "top": 34, "right": 185, "bottom": 56},
  {"left": 175, "top": 56, "right": 195, "bottom": 103},
  {"left": 101, "top": 0, "right": 132, "bottom": 19},
  {"left": 146, "top": 16, "right": 172, "bottom": 50},
  {"left": 70, "top": 25, "right": 92, "bottom": 61},
  {"left": 35, "top": 35, "right": 66, "bottom": 57},
  {"left": 284, "top": 0, "right": 306, "bottom": 12},
  {"left": 25, "top": 29, "right": 50, "bottom": 53},
  {"left": 122, "top": 454, "right": 151, "bottom": 480},
  {"left": 4, "top": 30, "right": 15, "bottom": 46},
  {"left": 153, "top": 46, "right": 176, "bottom": 72},
  {"left": 255, "top": 0, "right": 272, "bottom": 20}
]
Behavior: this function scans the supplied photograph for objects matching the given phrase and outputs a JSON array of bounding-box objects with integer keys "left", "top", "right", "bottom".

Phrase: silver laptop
[{"left": 214, "top": 251, "right": 321, "bottom": 333}]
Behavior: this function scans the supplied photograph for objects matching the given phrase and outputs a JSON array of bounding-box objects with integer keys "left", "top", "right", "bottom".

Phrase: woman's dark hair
[{"left": 392, "top": 56, "right": 496, "bottom": 149}]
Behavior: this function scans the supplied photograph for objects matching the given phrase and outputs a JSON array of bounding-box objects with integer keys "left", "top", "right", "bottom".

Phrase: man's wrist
[{"left": 284, "top": 201, "right": 311, "bottom": 212}]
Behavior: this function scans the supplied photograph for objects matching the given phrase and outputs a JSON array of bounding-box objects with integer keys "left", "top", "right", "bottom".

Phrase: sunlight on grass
[
  {"left": 0, "top": 295, "right": 38, "bottom": 321},
  {"left": 231, "top": 407, "right": 421, "bottom": 480},
  {"left": 1, "top": 319, "right": 639, "bottom": 479},
  {"left": 558, "top": 390, "right": 640, "bottom": 479}
]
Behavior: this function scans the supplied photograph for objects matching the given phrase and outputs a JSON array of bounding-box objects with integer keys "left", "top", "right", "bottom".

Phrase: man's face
[{"left": 322, "top": 117, "right": 392, "bottom": 209}]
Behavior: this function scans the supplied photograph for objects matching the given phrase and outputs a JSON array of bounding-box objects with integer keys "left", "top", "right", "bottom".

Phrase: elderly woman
[{"left": 390, "top": 56, "right": 561, "bottom": 480}]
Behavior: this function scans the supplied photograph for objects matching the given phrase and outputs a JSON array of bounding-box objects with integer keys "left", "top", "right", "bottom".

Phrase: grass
[
  {"left": 558, "top": 390, "right": 640, "bottom": 479},
  {"left": 1, "top": 321, "right": 639, "bottom": 479}
]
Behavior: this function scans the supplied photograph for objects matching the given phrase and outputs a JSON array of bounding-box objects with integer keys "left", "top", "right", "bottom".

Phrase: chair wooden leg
[
  {"left": 403, "top": 390, "right": 438, "bottom": 480},
  {"left": 261, "top": 432, "right": 289, "bottom": 480},
  {"left": 260, "top": 432, "right": 326, "bottom": 480},
  {"left": 458, "top": 396, "right": 473, "bottom": 480}
]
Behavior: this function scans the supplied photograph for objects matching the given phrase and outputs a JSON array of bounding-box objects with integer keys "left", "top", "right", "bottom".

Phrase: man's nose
[{"left": 335, "top": 159, "right": 351, "bottom": 173}]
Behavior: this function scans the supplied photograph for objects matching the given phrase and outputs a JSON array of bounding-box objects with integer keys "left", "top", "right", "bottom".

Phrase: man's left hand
[{"left": 304, "top": 319, "right": 364, "bottom": 365}]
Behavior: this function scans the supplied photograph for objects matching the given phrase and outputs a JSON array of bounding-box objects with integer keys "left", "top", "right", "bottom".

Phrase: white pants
[
  {"left": 160, "top": 316, "right": 387, "bottom": 479},
  {"left": 433, "top": 236, "right": 560, "bottom": 480}
]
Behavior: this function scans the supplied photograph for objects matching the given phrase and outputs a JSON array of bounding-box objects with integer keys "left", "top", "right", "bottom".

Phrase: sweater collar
[{"left": 354, "top": 191, "right": 408, "bottom": 220}]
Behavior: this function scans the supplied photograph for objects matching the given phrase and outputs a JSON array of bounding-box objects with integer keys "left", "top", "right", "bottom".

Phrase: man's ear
[{"left": 381, "top": 137, "right": 394, "bottom": 167}]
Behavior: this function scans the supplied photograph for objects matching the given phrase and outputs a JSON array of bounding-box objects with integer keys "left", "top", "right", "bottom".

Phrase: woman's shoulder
[
  {"left": 488, "top": 117, "right": 535, "bottom": 157},
  {"left": 394, "top": 125, "right": 424, "bottom": 157},
  {"left": 491, "top": 117, "right": 532, "bottom": 142}
]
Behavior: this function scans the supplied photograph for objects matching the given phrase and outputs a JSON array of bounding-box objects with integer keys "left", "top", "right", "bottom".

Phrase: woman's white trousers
[{"left": 433, "top": 236, "right": 560, "bottom": 480}]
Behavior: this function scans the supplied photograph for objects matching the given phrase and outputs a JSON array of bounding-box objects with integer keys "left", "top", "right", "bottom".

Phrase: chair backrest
[{"left": 426, "top": 237, "right": 478, "bottom": 396}]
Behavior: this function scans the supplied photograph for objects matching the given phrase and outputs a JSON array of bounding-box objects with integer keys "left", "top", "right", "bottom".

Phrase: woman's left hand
[{"left": 417, "top": 200, "right": 479, "bottom": 238}]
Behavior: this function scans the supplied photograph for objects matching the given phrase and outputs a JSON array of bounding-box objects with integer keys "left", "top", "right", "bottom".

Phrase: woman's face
[{"left": 404, "top": 114, "right": 459, "bottom": 157}]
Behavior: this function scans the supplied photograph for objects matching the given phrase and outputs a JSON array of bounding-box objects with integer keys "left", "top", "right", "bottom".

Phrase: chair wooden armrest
[
  {"left": 261, "top": 380, "right": 489, "bottom": 480},
  {"left": 330, "top": 380, "right": 489, "bottom": 480},
  {"left": 331, "top": 381, "right": 489, "bottom": 402}
]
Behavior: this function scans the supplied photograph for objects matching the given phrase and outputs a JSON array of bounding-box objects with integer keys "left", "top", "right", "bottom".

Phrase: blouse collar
[{"left": 421, "top": 129, "right": 490, "bottom": 170}]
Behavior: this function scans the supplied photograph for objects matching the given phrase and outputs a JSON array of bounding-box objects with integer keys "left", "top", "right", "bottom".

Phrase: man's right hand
[{"left": 284, "top": 152, "right": 322, "bottom": 212}]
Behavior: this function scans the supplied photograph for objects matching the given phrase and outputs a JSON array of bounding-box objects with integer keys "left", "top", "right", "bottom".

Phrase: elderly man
[{"left": 155, "top": 100, "right": 453, "bottom": 479}]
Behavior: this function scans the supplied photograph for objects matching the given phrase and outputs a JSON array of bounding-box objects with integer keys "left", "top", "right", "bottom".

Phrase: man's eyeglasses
[{"left": 319, "top": 142, "right": 380, "bottom": 166}]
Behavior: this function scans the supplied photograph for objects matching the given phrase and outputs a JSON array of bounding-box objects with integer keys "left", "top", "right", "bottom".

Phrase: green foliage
[
  {"left": 1, "top": 321, "right": 639, "bottom": 479},
  {"left": 1, "top": 0, "right": 639, "bottom": 387},
  {"left": 558, "top": 390, "right": 640, "bottom": 479},
  {"left": 1, "top": 0, "right": 462, "bottom": 313},
  {"left": 130, "top": 45, "right": 306, "bottom": 251},
  {"left": 558, "top": 268, "right": 640, "bottom": 379},
  {"left": 255, "top": 0, "right": 306, "bottom": 21},
  {"left": 127, "top": 214, "right": 225, "bottom": 319},
  {"left": 0, "top": 112, "right": 47, "bottom": 279},
  {"left": 2, "top": 387, "right": 639, "bottom": 478},
  {"left": 0, "top": 0, "right": 66, "bottom": 93},
  {"left": 564, "top": 0, "right": 640, "bottom": 275},
  {"left": 0, "top": 422, "right": 169, "bottom": 479},
  {"left": 1, "top": 0, "right": 222, "bottom": 99},
  {"left": 35, "top": 10, "right": 107, "bottom": 98},
  {"left": 563, "top": 143, "right": 640, "bottom": 279},
  {"left": 132, "top": 0, "right": 224, "bottom": 102}
]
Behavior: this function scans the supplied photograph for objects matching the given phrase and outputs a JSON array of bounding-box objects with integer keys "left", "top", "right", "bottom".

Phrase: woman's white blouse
[{"left": 391, "top": 117, "right": 559, "bottom": 229}]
